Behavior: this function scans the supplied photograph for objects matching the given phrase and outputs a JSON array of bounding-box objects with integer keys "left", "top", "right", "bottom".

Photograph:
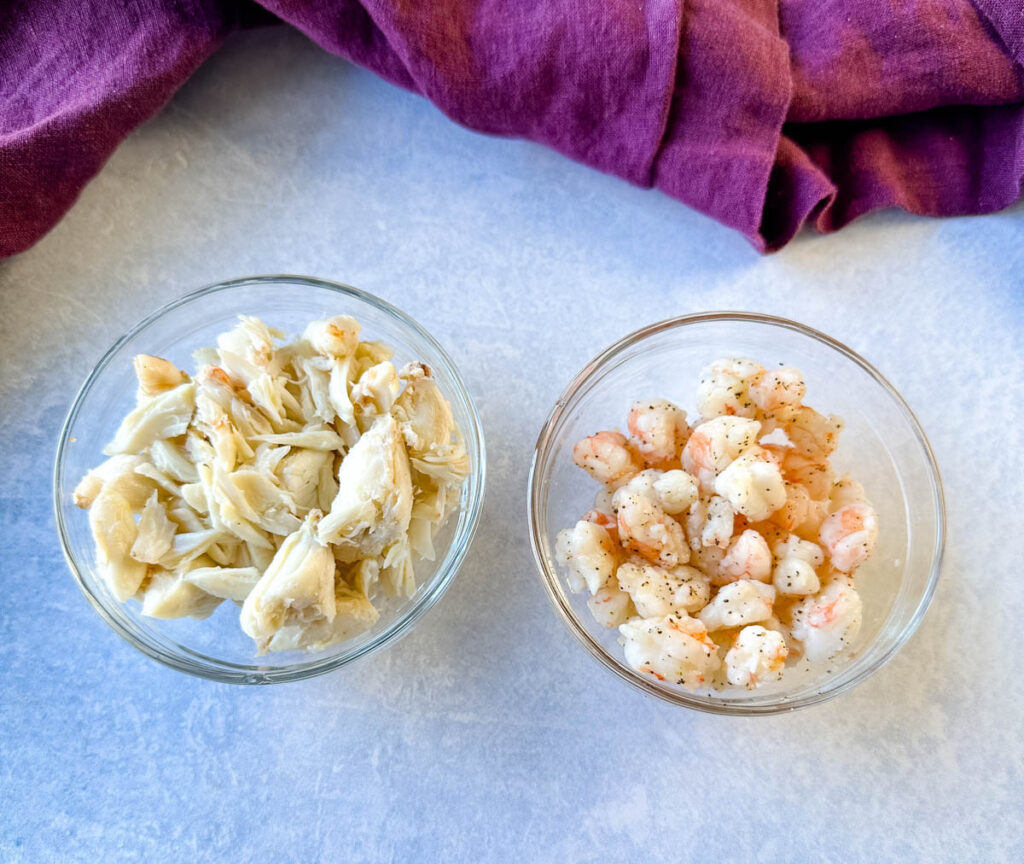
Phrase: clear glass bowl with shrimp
[
  {"left": 528, "top": 312, "right": 944, "bottom": 715},
  {"left": 54, "top": 275, "right": 486, "bottom": 683}
]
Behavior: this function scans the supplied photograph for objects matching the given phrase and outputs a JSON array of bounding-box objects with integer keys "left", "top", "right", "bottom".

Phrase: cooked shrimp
[
  {"left": 616, "top": 560, "right": 710, "bottom": 616},
  {"left": 652, "top": 469, "right": 700, "bottom": 514},
  {"left": 681, "top": 416, "right": 761, "bottom": 490},
  {"left": 701, "top": 495, "right": 735, "bottom": 549},
  {"left": 749, "top": 366, "right": 805, "bottom": 412},
  {"left": 767, "top": 482, "right": 826, "bottom": 536},
  {"left": 619, "top": 614, "right": 720, "bottom": 690},
  {"left": 724, "top": 625, "right": 788, "bottom": 688},
  {"left": 626, "top": 399, "right": 690, "bottom": 467},
  {"left": 587, "top": 582, "right": 634, "bottom": 628},
  {"left": 772, "top": 535, "right": 824, "bottom": 596},
  {"left": 829, "top": 473, "right": 867, "bottom": 511},
  {"left": 612, "top": 487, "right": 689, "bottom": 567},
  {"left": 820, "top": 501, "right": 878, "bottom": 572},
  {"left": 790, "top": 579, "right": 863, "bottom": 661},
  {"left": 769, "top": 405, "right": 844, "bottom": 462},
  {"left": 572, "top": 430, "right": 641, "bottom": 487},
  {"left": 619, "top": 468, "right": 699, "bottom": 516},
  {"left": 556, "top": 354, "right": 877, "bottom": 691},
  {"left": 713, "top": 446, "right": 787, "bottom": 521},
  {"left": 696, "top": 357, "right": 764, "bottom": 420},
  {"left": 683, "top": 496, "right": 734, "bottom": 552},
  {"left": 780, "top": 450, "right": 834, "bottom": 501},
  {"left": 719, "top": 529, "right": 772, "bottom": 584},
  {"left": 684, "top": 498, "right": 707, "bottom": 551},
  {"left": 554, "top": 520, "right": 619, "bottom": 595},
  {"left": 581, "top": 508, "right": 619, "bottom": 544},
  {"left": 697, "top": 579, "right": 775, "bottom": 631}
]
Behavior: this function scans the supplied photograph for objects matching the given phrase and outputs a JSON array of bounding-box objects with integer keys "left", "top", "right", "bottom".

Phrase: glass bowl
[
  {"left": 528, "top": 312, "right": 943, "bottom": 715},
  {"left": 54, "top": 275, "right": 486, "bottom": 683}
]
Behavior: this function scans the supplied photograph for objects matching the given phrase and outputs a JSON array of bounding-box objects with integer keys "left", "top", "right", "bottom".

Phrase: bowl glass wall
[
  {"left": 55, "top": 275, "right": 486, "bottom": 683},
  {"left": 529, "top": 313, "right": 943, "bottom": 714}
]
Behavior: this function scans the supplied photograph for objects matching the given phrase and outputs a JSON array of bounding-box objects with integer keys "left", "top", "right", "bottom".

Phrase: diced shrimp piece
[
  {"left": 702, "top": 495, "right": 735, "bottom": 549},
  {"left": 790, "top": 579, "right": 863, "bottom": 661},
  {"left": 681, "top": 416, "right": 761, "bottom": 490},
  {"left": 772, "top": 535, "right": 824, "bottom": 596},
  {"left": 770, "top": 483, "right": 828, "bottom": 539},
  {"left": 555, "top": 520, "right": 619, "bottom": 595},
  {"left": 769, "top": 483, "right": 811, "bottom": 531},
  {"left": 587, "top": 582, "right": 633, "bottom": 628},
  {"left": 713, "top": 446, "right": 787, "bottom": 521},
  {"left": 696, "top": 357, "right": 764, "bottom": 420},
  {"left": 820, "top": 501, "right": 878, "bottom": 572},
  {"left": 697, "top": 579, "right": 775, "bottom": 632},
  {"left": 683, "top": 496, "right": 733, "bottom": 551},
  {"left": 616, "top": 560, "right": 710, "bottom": 616},
  {"left": 619, "top": 614, "right": 720, "bottom": 690},
  {"left": 749, "top": 366, "right": 805, "bottom": 412},
  {"left": 572, "top": 431, "right": 641, "bottom": 487},
  {"left": 829, "top": 473, "right": 867, "bottom": 512},
  {"left": 684, "top": 498, "right": 706, "bottom": 551},
  {"left": 781, "top": 451, "right": 834, "bottom": 501},
  {"left": 626, "top": 399, "right": 690, "bottom": 467},
  {"left": 725, "top": 625, "right": 789, "bottom": 688},
  {"left": 612, "top": 487, "right": 689, "bottom": 568},
  {"left": 773, "top": 406, "right": 844, "bottom": 462},
  {"left": 719, "top": 529, "right": 772, "bottom": 584},
  {"left": 620, "top": 469, "right": 699, "bottom": 516},
  {"left": 652, "top": 470, "right": 700, "bottom": 514},
  {"left": 581, "top": 508, "right": 619, "bottom": 544}
]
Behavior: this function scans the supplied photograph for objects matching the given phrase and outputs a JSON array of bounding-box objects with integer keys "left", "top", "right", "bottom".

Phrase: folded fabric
[{"left": 1, "top": 0, "right": 1022, "bottom": 258}]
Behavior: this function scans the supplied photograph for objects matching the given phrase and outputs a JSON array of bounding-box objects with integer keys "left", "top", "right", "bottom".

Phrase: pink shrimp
[
  {"left": 572, "top": 431, "right": 641, "bottom": 487},
  {"left": 680, "top": 416, "right": 761, "bottom": 490},
  {"left": 626, "top": 399, "right": 689, "bottom": 468},
  {"left": 790, "top": 579, "right": 863, "bottom": 662},
  {"left": 613, "top": 488, "right": 689, "bottom": 568},
  {"left": 582, "top": 508, "right": 619, "bottom": 544},
  {"left": 718, "top": 529, "right": 772, "bottom": 584},
  {"left": 819, "top": 501, "right": 878, "bottom": 572},
  {"left": 749, "top": 367, "right": 806, "bottom": 412}
]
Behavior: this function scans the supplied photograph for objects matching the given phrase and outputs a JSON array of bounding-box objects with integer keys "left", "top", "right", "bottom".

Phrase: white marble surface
[{"left": 2, "top": 26, "right": 1022, "bottom": 863}]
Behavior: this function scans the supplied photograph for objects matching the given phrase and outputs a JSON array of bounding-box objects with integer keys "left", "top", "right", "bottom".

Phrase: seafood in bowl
[
  {"left": 73, "top": 314, "right": 469, "bottom": 655},
  {"left": 555, "top": 357, "right": 878, "bottom": 691}
]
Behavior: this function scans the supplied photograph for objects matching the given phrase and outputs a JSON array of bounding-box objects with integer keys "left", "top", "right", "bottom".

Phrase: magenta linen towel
[{"left": 1, "top": 0, "right": 1022, "bottom": 258}]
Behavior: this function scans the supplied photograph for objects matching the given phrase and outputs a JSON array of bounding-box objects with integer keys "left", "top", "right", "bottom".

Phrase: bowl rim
[
  {"left": 527, "top": 310, "right": 945, "bottom": 715},
  {"left": 54, "top": 274, "right": 487, "bottom": 684}
]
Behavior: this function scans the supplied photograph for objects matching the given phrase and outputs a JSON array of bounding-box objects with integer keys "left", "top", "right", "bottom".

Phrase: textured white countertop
[{"left": 1, "top": 26, "right": 1022, "bottom": 864}]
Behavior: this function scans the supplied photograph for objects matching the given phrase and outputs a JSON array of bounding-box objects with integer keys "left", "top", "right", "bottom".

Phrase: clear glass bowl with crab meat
[
  {"left": 528, "top": 312, "right": 943, "bottom": 714},
  {"left": 54, "top": 275, "right": 486, "bottom": 683}
]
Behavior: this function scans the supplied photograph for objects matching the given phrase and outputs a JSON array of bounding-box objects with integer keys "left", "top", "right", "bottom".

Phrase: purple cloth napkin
[{"left": 1, "top": 0, "right": 1022, "bottom": 258}]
